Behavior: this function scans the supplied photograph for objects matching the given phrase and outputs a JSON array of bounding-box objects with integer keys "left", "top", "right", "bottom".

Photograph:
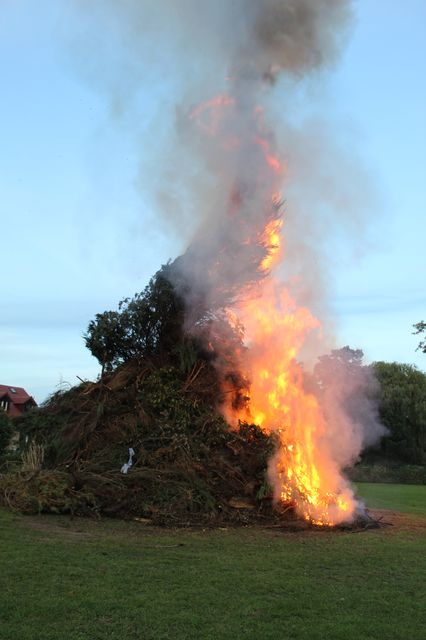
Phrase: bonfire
[{"left": 1, "top": 1, "right": 385, "bottom": 530}]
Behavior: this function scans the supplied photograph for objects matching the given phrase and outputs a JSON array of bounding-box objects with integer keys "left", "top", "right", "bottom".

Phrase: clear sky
[{"left": 1, "top": 1, "right": 425, "bottom": 403}]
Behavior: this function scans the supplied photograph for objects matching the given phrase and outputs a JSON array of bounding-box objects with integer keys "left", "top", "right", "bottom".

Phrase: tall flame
[
  {"left": 187, "top": 90, "right": 358, "bottom": 527},
  {"left": 235, "top": 279, "right": 357, "bottom": 525}
]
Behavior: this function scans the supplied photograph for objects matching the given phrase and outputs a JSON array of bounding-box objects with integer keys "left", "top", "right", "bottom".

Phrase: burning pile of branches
[
  {"left": 0, "top": 274, "right": 381, "bottom": 531},
  {"left": 2, "top": 351, "right": 279, "bottom": 525}
]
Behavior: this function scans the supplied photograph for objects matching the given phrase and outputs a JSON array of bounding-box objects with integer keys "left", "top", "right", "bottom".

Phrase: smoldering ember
[{"left": 1, "top": 0, "right": 389, "bottom": 529}]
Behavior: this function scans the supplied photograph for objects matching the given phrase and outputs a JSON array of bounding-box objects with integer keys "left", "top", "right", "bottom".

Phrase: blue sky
[{"left": 1, "top": 1, "right": 425, "bottom": 403}]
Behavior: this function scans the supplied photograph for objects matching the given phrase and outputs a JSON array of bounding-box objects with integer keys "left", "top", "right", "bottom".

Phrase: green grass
[
  {"left": 356, "top": 482, "right": 426, "bottom": 516},
  {"left": 0, "top": 483, "right": 425, "bottom": 640}
]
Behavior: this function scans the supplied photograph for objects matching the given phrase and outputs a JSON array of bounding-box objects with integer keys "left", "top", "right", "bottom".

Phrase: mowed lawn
[
  {"left": 356, "top": 482, "right": 426, "bottom": 516},
  {"left": 1, "top": 484, "right": 425, "bottom": 640}
]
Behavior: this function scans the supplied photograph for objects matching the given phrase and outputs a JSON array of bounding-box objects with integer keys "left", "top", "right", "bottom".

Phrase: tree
[
  {"left": 0, "top": 411, "right": 13, "bottom": 457},
  {"left": 413, "top": 321, "right": 426, "bottom": 353},
  {"left": 84, "top": 310, "right": 127, "bottom": 374},
  {"left": 84, "top": 264, "right": 186, "bottom": 373},
  {"left": 373, "top": 362, "right": 426, "bottom": 465}
]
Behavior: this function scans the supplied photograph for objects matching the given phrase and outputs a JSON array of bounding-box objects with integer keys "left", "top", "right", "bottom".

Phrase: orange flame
[
  {"left": 190, "top": 93, "right": 357, "bottom": 527},
  {"left": 234, "top": 279, "right": 357, "bottom": 525},
  {"left": 259, "top": 218, "right": 283, "bottom": 272}
]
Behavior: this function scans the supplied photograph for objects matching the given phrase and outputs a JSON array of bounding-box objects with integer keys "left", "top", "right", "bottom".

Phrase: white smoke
[{"left": 313, "top": 347, "right": 387, "bottom": 468}]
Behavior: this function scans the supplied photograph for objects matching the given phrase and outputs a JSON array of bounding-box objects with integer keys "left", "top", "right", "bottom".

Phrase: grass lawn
[
  {"left": 356, "top": 482, "right": 426, "bottom": 516},
  {"left": 1, "top": 484, "right": 425, "bottom": 640}
]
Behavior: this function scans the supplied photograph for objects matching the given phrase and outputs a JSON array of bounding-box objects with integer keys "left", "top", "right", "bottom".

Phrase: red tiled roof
[
  {"left": 0, "top": 384, "right": 37, "bottom": 417},
  {"left": 0, "top": 385, "right": 33, "bottom": 405}
]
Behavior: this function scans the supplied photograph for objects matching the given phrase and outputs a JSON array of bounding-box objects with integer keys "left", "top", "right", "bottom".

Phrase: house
[{"left": 0, "top": 385, "right": 37, "bottom": 417}]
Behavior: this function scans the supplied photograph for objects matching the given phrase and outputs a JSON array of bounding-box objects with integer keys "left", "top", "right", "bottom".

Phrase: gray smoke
[
  {"left": 242, "top": 0, "right": 352, "bottom": 80},
  {"left": 68, "top": 1, "right": 354, "bottom": 264},
  {"left": 160, "top": 0, "right": 354, "bottom": 319}
]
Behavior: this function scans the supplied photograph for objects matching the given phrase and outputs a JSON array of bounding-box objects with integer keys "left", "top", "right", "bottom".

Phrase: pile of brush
[
  {"left": 0, "top": 267, "right": 386, "bottom": 532},
  {"left": 0, "top": 356, "right": 280, "bottom": 525}
]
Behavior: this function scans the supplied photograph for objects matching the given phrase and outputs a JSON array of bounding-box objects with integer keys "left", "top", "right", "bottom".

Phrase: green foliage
[
  {"left": 84, "top": 264, "right": 186, "bottom": 372},
  {"left": 374, "top": 361, "right": 426, "bottom": 464},
  {"left": 0, "top": 412, "right": 13, "bottom": 457},
  {"left": 14, "top": 389, "right": 84, "bottom": 466},
  {"left": 84, "top": 310, "right": 127, "bottom": 373},
  {"left": 0, "top": 470, "right": 98, "bottom": 515},
  {"left": 16, "top": 409, "right": 62, "bottom": 447},
  {"left": 174, "top": 337, "right": 199, "bottom": 374},
  {"left": 136, "top": 365, "right": 231, "bottom": 462},
  {"left": 413, "top": 320, "right": 426, "bottom": 353}
]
